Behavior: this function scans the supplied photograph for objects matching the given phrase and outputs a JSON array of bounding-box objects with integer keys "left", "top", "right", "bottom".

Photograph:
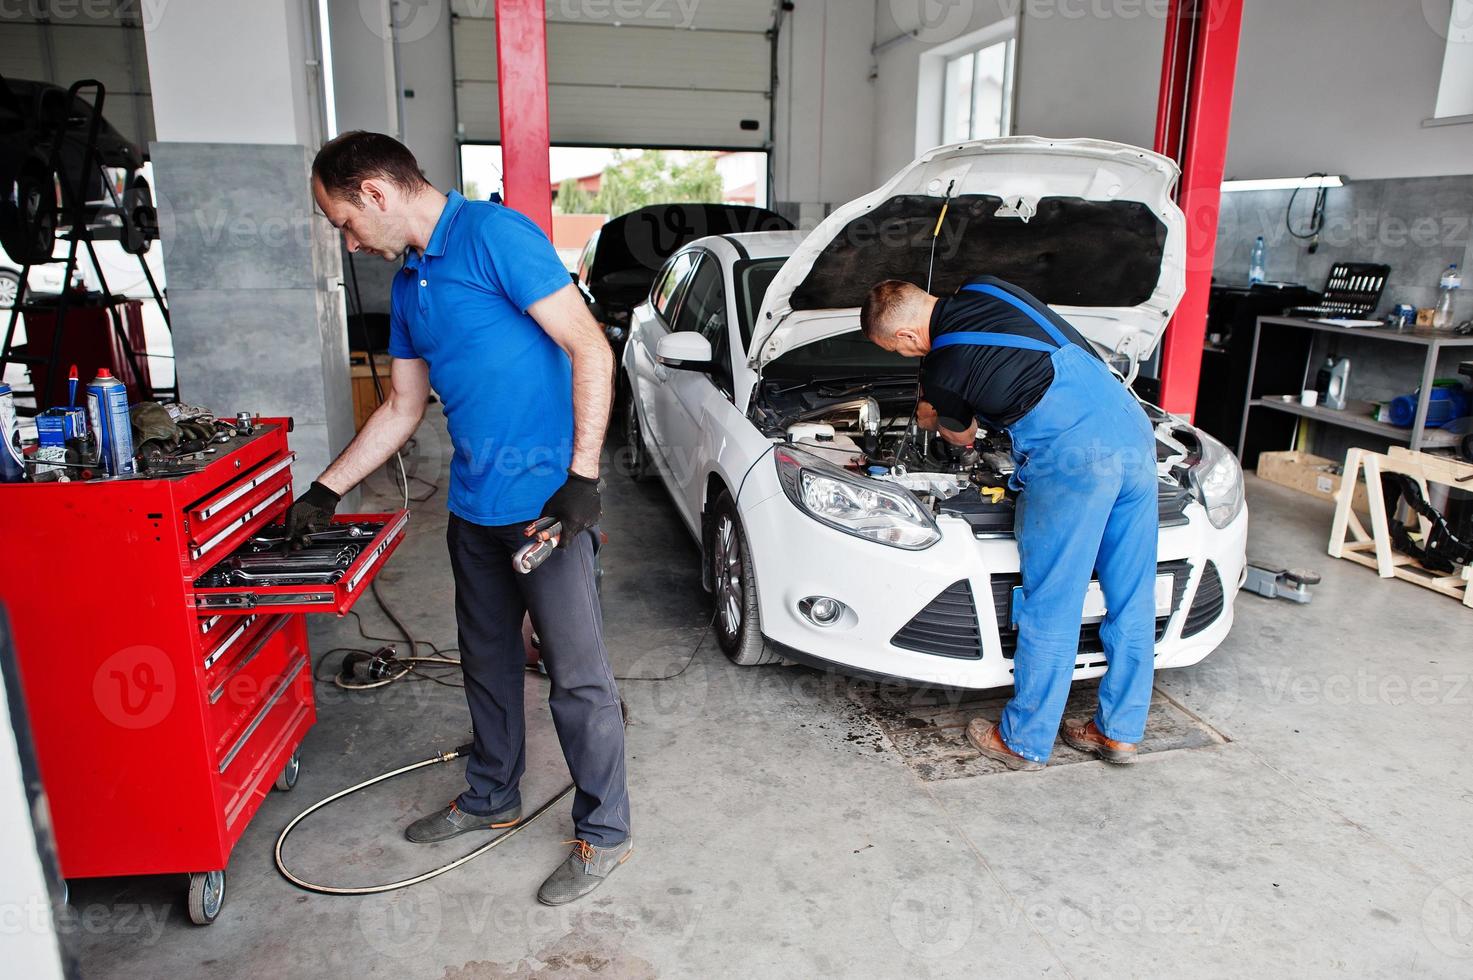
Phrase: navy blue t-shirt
[
  {"left": 922, "top": 275, "right": 1101, "bottom": 430},
  {"left": 389, "top": 191, "right": 574, "bottom": 525}
]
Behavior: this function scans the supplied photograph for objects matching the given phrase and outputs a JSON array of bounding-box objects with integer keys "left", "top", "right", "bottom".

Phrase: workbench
[{"left": 0, "top": 419, "right": 408, "bottom": 924}]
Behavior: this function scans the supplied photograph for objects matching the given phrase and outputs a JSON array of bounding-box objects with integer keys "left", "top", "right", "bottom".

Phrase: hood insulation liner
[{"left": 787, "top": 194, "right": 1167, "bottom": 312}]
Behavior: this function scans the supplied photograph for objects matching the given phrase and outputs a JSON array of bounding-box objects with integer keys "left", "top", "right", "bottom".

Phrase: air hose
[{"left": 274, "top": 742, "right": 574, "bottom": 895}]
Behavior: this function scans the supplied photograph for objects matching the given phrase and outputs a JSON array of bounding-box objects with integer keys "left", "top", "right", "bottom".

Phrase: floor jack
[{"left": 1244, "top": 559, "right": 1321, "bottom": 604}]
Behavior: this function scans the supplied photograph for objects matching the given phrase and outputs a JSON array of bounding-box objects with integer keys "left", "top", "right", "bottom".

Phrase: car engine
[{"left": 752, "top": 380, "right": 1197, "bottom": 534}]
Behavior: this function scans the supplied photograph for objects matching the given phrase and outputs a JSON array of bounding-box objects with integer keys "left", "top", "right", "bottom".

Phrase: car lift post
[
  {"left": 494, "top": 0, "right": 553, "bottom": 238},
  {"left": 1153, "top": 0, "right": 1244, "bottom": 419}
]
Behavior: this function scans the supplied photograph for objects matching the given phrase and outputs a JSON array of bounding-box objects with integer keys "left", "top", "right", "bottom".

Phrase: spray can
[
  {"left": 86, "top": 368, "right": 135, "bottom": 476},
  {"left": 0, "top": 383, "right": 24, "bottom": 482}
]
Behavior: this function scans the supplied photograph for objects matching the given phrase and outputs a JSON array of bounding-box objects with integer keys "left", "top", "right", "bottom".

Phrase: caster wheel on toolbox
[
  {"left": 187, "top": 870, "right": 226, "bottom": 926},
  {"left": 273, "top": 751, "right": 300, "bottom": 792}
]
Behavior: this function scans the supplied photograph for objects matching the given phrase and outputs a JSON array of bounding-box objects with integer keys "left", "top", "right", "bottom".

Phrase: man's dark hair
[{"left": 312, "top": 130, "right": 430, "bottom": 206}]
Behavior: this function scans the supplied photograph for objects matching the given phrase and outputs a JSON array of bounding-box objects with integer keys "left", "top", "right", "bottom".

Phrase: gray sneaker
[
  {"left": 404, "top": 801, "right": 521, "bottom": 843},
  {"left": 537, "top": 837, "right": 633, "bottom": 906}
]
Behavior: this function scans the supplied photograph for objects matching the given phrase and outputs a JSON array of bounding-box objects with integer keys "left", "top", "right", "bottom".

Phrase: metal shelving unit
[{"left": 1236, "top": 316, "right": 1473, "bottom": 459}]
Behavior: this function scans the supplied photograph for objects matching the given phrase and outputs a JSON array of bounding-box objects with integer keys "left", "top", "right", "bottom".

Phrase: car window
[
  {"left": 576, "top": 231, "right": 598, "bottom": 283},
  {"left": 734, "top": 258, "right": 785, "bottom": 348},
  {"left": 671, "top": 255, "right": 733, "bottom": 395},
  {"left": 651, "top": 251, "right": 697, "bottom": 322}
]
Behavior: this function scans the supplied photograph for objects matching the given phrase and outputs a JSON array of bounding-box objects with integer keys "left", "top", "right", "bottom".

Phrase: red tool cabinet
[{"left": 0, "top": 418, "right": 408, "bottom": 923}]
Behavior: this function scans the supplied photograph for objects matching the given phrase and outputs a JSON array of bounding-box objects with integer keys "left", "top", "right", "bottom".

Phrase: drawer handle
[
  {"left": 345, "top": 513, "right": 410, "bottom": 592},
  {"left": 201, "top": 614, "right": 257, "bottom": 670},
  {"left": 195, "top": 453, "right": 296, "bottom": 520},
  {"left": 209, "top": 616, "right": 288, "bottom": 704},
  {"left": 192, "top": 485, "right": 289, "bottom": 561},
  {"left": 218, "top": 653, "right": 306, "bottom": 775}
]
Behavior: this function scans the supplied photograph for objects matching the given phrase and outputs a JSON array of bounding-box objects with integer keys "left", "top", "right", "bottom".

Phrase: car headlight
[
  {"left": 774, "top": 446, "right": 940, "bottom": 550},
  {"left": 1188, "top": 430, "right": 1245, "bottom": 529}
]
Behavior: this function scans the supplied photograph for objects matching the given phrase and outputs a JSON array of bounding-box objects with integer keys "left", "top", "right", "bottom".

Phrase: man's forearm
[
  {"left": 318, "top": 398, "right": 423, "bottom": 495},
  {"left": 568, "top": 339, "right": 614, "bottom": 478}
]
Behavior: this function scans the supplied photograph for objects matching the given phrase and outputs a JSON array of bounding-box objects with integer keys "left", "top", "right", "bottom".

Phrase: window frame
[{"left": 940, "top": 35, "right": 1016, "bottom": 144}]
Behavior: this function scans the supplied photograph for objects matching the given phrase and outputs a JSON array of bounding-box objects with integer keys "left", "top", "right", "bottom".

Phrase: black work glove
[
  {"left": 283, "top": 480, "right": 340, "bottom": 550},
  {"left": 537, "top": 470, "right": 601, "bottom": 548}
]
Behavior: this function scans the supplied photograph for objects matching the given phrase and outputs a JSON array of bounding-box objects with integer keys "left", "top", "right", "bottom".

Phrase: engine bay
[{"left": 752, "top": 376, "right": 1200, "bottom": 532}]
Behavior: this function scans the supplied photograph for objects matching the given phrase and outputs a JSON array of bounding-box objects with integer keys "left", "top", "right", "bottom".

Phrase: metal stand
[{"left": 0, "top": 79, "right": 169, "bottom": 414}]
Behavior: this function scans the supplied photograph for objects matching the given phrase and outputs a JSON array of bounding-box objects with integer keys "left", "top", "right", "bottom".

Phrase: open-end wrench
[{"left": 514, "top": 517, "right": 561, "bottom": 574}]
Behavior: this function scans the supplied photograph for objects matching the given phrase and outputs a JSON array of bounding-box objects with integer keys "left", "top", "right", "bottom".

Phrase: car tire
[
  {"left": 708, "top": 491, "right": 778, "bottom": 666},
  {"left": 0, "top": 160, "right": 58, "bottom": 266},
  {"left": 620, "top": 381, "right": 654, "bottom": 482},
  {"left": 0, "top": 269, "right": 18, "bottom": 309}
]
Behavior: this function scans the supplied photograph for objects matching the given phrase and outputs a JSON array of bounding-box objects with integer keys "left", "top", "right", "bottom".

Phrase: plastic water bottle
[
  {"left": 1248, "top": 236, "right": 1266, "bottom": 285},
  {"left": 1433, "top": 263, "right": 1461, "bottom": 330}
]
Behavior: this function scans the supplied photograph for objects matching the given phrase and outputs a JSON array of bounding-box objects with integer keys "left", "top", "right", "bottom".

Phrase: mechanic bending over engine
[
  {"left": 287, "top": 132, "right": 630, "bottom": 904},
  {"left": 860, "top": 276, "right": 1159, "bottom": 769}
]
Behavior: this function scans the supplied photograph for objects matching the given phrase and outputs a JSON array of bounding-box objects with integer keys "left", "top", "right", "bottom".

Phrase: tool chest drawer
[
  {"left": 204, "top": 615, "right": 304, "bottom": 757},
  {"left": 191, "top": 511, "right": 410, "bottom": 616},
  {"left": 182, "top": 452, "right": 297, "bottom": 567}
]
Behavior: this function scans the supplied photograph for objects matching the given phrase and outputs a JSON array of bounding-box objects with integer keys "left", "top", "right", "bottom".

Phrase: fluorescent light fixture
[{"left": 1221, "top": 175, "right": 1344, "bottom": 193}]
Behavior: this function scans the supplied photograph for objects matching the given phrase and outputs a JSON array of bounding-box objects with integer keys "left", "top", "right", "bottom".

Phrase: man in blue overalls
[
  {"left": 860, "top": 276, "right": 1159, "bottom": 770},
  {"left": 291, "top": 132, "right": 630, "bottom": 904}
]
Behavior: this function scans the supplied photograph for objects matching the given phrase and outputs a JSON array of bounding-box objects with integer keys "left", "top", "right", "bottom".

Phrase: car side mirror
[{"left": 655, "top": 332, "right": 713, "bottom": 371}]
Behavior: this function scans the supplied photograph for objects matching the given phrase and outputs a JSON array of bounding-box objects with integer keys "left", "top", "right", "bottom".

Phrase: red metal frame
[
  {"left": 1153, "top": 0, "right": 1244, "bottom": 417},
  {"left": 495, "top": 0, "right": 553, "bottom": 236}
]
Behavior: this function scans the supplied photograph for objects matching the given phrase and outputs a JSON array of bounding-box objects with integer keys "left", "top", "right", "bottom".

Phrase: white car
[{"left": 619, "top": 137, "right": 1247, "bottom": 690}]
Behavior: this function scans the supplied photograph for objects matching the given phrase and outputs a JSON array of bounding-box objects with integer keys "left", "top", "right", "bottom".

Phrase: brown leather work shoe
[
  {"left": 1061, "top": 719, "right": 1138, "bottom": 764},
  {"left": 964, "top": 719, "right": 1045, "bottom": 771}
]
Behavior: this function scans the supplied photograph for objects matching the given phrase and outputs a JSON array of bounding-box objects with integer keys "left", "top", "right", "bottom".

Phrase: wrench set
[{"left": 194, "top": 522, "right": 387, "bottom": 588}]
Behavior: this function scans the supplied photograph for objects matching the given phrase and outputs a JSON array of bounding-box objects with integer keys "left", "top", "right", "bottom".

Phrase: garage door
[{"left": 451, "top": 0, "right": 774, "bottom": 148}]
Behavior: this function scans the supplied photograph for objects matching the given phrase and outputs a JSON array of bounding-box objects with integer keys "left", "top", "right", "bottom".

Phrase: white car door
[
  {"left": 656, "top": 252, "right": 731, "bottom": 528},
  {"left": 629, "top": 250, "right": 698, "bottom": 460}
]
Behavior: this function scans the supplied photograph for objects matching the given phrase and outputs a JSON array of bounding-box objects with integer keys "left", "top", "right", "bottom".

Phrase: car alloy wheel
[
  {"left": 622, "top": 390, "right": 652, "bottom": 481},
  {"left": 0, "top": 271, "right": 18, "bottom": 308},
  {"left": 715, "top": 514, "right": 743, "bottom": 638},
  {"left": 707, "top": 491, "right": 778, "bottom": 666}
]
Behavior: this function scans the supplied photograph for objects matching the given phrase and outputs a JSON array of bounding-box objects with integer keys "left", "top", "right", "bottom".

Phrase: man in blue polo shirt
[{"left": 292, "top": 131, "right": 629, "bottom": 906}]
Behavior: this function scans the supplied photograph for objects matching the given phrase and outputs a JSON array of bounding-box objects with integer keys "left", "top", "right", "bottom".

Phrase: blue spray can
[
  {"left": 86, "top": 369, "right": 135, "bottom": 476},
  {"left": 0, "top": 383, "right": 24, "bottom": 482}
]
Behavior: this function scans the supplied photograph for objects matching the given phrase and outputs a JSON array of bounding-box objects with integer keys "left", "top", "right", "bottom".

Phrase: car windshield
[{"left": 735, "top": 254, "right": 918, "bottom": 380}]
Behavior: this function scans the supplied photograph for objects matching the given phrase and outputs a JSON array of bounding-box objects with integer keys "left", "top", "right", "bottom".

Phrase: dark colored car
[
  {"left": 575, "top": 203, "right": 793, "bottom": 358},
  {"left": 0, "top": 76, "right": 155, "bottom": 266}
]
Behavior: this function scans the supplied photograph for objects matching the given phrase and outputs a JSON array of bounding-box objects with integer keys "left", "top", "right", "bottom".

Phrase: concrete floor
[{"left": 67, "top": 415, "right": 1473, "bottom": 978}]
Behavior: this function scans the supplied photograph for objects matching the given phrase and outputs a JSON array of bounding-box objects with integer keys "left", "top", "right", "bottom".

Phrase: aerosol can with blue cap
[{"left": 86, "top": 368, "right": 136, "bottom": 476}]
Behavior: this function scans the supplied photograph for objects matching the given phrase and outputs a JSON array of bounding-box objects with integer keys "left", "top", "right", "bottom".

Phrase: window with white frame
[{"left": 941, "top": 36, "right": 1015, "bottom": 143}]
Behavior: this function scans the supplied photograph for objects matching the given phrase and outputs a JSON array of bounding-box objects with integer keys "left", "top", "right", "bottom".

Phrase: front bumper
[{"left": 739, "top": 479, "right": 1247, "bottom": 691}]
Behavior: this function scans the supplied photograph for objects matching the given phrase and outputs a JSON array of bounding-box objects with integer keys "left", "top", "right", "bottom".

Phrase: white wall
[
  {"left": 771, "top": 0, "right": 878, "bottom": 220},
  {"left": 1225, "top": 0, "right": 1473, "bottom": 180},
  {"left": 145, "top": 0, "right": 318, "bottom": 145}
]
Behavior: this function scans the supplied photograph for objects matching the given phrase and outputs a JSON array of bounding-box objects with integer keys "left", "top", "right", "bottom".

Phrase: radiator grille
[
  {"left": 890, "top": 580, "right": 983, "bottom": 660},
  {"left": 1181, "top": 560, "right": 1225, "bottom": 638}
]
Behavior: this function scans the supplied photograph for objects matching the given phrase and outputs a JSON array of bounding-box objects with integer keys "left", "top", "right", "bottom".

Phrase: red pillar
[
  {"left": 1153, "top": 0, "right": 1243, "bottom": 418},
  {"left": 495, "top": 0, "right": 553, "bottom": 237}
]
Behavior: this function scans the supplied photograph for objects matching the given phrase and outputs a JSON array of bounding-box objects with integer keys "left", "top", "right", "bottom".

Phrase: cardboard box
[{"left": 1257, "top": 450, "right": 1371, "bottom": 511}]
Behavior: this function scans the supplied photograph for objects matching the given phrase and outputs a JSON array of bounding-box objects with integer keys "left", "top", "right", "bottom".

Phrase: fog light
[{"left": 799, "top": 596, "right": 845, "bottom": 627}]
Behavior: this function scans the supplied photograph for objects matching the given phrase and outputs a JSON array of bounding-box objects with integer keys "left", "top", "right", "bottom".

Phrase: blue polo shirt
[{"left": 389, "top": 191, "right": 574, "bottom": 525}]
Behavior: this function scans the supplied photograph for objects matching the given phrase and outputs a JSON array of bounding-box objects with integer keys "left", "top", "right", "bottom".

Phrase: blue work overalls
[{"left": 932, "top": 283, "right": 1159, "bottom": 762}]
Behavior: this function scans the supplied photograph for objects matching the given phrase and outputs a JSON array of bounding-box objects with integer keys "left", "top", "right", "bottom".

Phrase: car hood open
[{"left": 750, "top": 137, "right": 1185, "bottom": 369}]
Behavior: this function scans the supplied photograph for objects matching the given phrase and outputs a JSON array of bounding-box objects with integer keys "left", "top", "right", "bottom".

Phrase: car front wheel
[
  {"left": 708, "top": 491, "right": 778, "bottom": 666},
  {"left": 621, "top": 382, "right": 654, "bottom": 482}
]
